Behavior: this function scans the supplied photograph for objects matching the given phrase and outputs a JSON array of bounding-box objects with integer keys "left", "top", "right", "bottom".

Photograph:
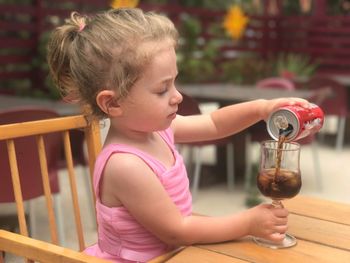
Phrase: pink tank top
[{"left": 84, "top": 128, "right": 192, "bottom": 262}]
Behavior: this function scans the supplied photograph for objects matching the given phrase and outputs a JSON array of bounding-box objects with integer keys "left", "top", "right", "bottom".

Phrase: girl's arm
[
  {"left": 172, "top": 97, "right": 309, "bottom": 144},
  {"left": 101, "top": 153, "right": 288, "bottom": 246}
]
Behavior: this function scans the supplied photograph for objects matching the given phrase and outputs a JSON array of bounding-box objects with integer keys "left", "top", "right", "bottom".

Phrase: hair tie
[{"left": 78, "top": 23, "right": 85, "bottom": 32}]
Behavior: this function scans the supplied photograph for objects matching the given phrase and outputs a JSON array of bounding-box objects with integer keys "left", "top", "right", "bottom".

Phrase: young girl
[{"left": 47, "top": 8, "right": 309, "bottom": 263}]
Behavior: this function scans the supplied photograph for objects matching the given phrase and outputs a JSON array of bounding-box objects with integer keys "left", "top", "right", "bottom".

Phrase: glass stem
[{"left": 272, "top": 199, "right": 283, "bottom": 208}]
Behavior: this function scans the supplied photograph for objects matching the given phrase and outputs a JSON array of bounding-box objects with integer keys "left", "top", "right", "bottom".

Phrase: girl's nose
[{"left": 172, "top": 89, "right": 183, "bottom": 105}]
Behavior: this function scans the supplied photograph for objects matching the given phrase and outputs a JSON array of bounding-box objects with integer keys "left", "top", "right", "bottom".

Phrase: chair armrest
[{"left": 0, "top": 230, "right": 111, "bottom": 263}]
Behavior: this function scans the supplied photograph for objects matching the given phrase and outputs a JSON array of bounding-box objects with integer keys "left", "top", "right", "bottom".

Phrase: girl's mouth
[{"left": 168, "top": 112, "right": 177, "bottom": 119}]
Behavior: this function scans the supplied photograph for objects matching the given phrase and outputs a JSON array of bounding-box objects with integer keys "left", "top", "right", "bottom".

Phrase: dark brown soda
[{"left": 257, "top": 168, "right": 301, "bottom": 199}]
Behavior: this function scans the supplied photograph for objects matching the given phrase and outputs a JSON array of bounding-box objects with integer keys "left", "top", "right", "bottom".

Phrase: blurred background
[
  {"left": 3, "top": 0, "right": 350, "bottom": 98},
  {"left": 1, "top": 0, "right": 350, "bottom": 247}
]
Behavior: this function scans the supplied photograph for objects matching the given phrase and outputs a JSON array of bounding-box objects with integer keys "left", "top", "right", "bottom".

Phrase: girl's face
[{"left": 117, "top": 40, "right": 183, "bottom": 132}]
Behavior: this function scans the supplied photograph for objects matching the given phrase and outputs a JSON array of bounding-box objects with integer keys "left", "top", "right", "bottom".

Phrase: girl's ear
[{"left": 96, "top": 90, "right": 122, "bottom": 117}]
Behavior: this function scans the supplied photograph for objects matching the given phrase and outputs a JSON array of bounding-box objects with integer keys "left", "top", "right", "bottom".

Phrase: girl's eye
[
  {"left": 157, "top": 89, "right": 167, "bottom": 95},
  {"left": 157, "top": 83, "right": 169, "bottom": 95}
]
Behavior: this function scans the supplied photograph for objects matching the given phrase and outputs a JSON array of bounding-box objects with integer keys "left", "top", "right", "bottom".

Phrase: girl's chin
[{"left": 151, "top": 121, "right": 172, "bottom": 132}]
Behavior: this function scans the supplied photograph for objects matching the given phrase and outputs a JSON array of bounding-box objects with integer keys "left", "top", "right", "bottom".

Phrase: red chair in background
[
  {"left": 256, "top": 77, "right": 295, "bottom": 91},
  {"left": 0, "top": 107, "right": 65, "bottom": 243},
  {"left": 177, "top": 93, "right": 235, "bottom": 199},
  {"left": 245, "top": 77, "right": 322, "bottom": 190},
  {"left": 307, "top": 76, "right": 349, "bottom": 151}
]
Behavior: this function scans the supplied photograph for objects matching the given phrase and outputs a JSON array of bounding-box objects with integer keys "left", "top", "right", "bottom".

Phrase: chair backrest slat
[
  {"left": 36, "top": 135, "right": 59, "bottom": 245},
  {"left": 84, "top": 118, "right": 102, "bottom": 206},
  {"left": 6, "top": 139, "right": 28, "bottom": 237},
  {"left": 62, "top": 130, "right": 85, "bottom": 251}
]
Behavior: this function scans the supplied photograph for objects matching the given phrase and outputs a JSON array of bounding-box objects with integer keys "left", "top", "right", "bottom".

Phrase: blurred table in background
[
  {"left": 0, "top": 84, "right": 325, "bottom": 115},
  {"left": 330, "top": 74, "right": 350, "bottom": 87},
  {"left": 0, "top": 94, "right": 79, "bottom": 116},
  {"left": 179, "top": 84, "right": 321, "bottom": 105},
  {"left": 0, "top": 94, "right": 85, "bottom": 173}
]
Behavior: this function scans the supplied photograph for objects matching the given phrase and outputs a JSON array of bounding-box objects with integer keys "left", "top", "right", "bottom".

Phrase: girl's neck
[{"left": 105, "top": 124, "right": 156, "bottom": 146}]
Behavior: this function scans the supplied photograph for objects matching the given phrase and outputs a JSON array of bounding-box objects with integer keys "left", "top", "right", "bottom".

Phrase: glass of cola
[{"left": 254, "top": 140, "right": 301, "bottom": 249}]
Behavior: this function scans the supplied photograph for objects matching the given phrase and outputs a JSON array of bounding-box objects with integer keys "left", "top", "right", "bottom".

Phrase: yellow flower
[
  {"left": 110, "top": 0, "right": 139, "bottom": 9},
  {"left": 223, "top": 5, "right": 249, "bottom": 40}
]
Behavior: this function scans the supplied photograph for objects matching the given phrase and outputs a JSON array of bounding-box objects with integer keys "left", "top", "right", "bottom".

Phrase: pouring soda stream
[{"left": 254, "top": 103, "right": 324, "bottom": 249}]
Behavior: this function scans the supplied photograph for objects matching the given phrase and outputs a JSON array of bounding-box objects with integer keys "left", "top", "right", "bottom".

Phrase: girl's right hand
[
  {"left": 247, "top": 203, "right": 289, "bottom": 243},
  {"left": 259, "top": 97, "right": 310, "bottom": 121}
]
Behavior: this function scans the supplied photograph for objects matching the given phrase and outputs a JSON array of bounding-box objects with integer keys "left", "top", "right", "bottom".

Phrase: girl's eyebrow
[
  {"left": 160, "top": 73, "right": 178, "bottom": 83},
  {"left": 161, "top": 77, "right": 172, "bottom": 83}
]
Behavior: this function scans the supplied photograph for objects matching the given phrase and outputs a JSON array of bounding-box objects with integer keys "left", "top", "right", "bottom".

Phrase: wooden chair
[
  {"left": 0, "top": 114, "right": 112, "bottom": 263},
  {"left": 0, "top": 107, "right": 64, "bottom": 244}
]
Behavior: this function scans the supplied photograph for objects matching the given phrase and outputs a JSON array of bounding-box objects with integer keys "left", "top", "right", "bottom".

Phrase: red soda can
[{"left": 267, "top": 103, "right": 324, "bottom": 141}]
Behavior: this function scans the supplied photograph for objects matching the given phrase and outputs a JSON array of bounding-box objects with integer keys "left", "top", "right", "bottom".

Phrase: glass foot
[{"left": 253, "top": 233, "right": 297, "bottom": 249}]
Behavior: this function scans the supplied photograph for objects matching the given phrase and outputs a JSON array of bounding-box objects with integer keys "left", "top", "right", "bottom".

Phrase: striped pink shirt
[{"left": 84, "top": 128, "right": 192, "bottom": 262}]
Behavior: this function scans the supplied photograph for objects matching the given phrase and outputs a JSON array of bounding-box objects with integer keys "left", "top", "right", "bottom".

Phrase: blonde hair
[{"left": 47, "top": 8, "right": 178, "bottom": 118}]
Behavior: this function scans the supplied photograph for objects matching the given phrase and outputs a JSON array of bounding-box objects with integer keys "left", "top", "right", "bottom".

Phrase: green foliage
[
  {"left": 282, "top": 0, "right": 343, "bottom": 15},
  {"left": 174, "top": 0, "right": 261, "bottom": 12},
  {"left": 142, "top": 0, "right": 168, "bottom": 4},
  {"left": 0, "top": 0, "right": 32, "bottom": 3},
  {"left": 218, "top": 52, "right": 319, "bottom": 85},
  {"left": 176, "top": 0, "right": 230, "bottom": 10},
  {"left": 177, "top": 16, "right": 219, "bottom": 83},
  {"left": 30, "top": 31, "right": 61, "bottom": 100},
  {"left": 220, "top": 55, "right": 274, "bottom": 85},
  {"left": 274, "top": 53, "right": 319, "bottom": 80},
  {"left": 0, "top": 1, "right": 328, "bottom": 98}
]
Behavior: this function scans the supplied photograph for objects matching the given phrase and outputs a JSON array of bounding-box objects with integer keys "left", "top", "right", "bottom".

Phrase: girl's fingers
[
  {"left": 277, "top": 97, "right": 310, "bottom": 108},
  {"left": 274, "top": 225, "right": 288, "bottom": 234},
  {"left": 274, "top": 217, "right": 288, "bottom": 226},
  {"left": 272, "top": 207, "right": 289, "bottom": 217},
  {"left": 269, "top": 232, "right": 286, "bottom": 243}
]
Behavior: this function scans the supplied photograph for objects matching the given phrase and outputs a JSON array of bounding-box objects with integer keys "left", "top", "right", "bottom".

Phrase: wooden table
[{"left": 165, "top": 196, "right": 350, "bottom": 263}]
